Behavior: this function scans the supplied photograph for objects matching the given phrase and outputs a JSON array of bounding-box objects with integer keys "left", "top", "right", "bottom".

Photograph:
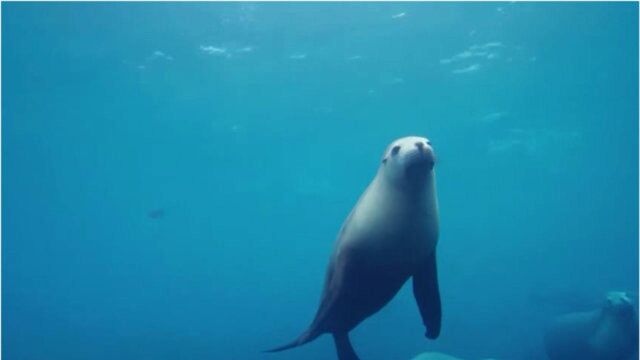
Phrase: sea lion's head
[
  {"left": 380, "top": 136, "right": 436, "bottom": 187},
  {"left": 603, "top": 291, "right": 636, "bottom": 317}
]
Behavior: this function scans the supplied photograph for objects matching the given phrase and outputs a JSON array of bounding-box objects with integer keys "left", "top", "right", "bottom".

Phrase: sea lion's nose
[{"left": 415, "top": 142, "right": 425, "bottom": 150}]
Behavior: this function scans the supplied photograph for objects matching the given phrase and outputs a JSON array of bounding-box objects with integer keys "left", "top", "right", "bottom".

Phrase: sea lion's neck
[{"left": 373, "top": 170, "right": 437, "bottom": 207}]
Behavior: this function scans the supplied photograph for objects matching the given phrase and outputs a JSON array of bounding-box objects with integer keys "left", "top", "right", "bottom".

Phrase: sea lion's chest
[{"left": 339, "top": 182, "right": 439, "bottom": 265}]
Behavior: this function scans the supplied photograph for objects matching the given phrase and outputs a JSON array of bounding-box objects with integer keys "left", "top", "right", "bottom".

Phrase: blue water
[{"left": 2, "top": 2, "right": 638, "bottom": 360}]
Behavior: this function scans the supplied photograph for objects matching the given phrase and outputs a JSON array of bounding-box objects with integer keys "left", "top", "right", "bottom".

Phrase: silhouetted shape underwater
[{"left": 544, "top": 291, "right": 639, "bottom": 360}]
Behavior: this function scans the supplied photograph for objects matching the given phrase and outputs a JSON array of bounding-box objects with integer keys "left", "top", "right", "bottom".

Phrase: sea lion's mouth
[
  {"left": 405, "top": 155, "right": 435, "bottom": 178},
  {"left": 405, "top": 148, "right": 435, "bottom": 169}
]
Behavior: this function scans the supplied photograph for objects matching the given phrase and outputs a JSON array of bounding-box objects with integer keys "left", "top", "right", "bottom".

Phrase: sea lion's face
[
  {"left": 604, "top": 291, "right": 635, "bottom": 316},
  {"left": 380, "top": 136, "right": 436, "bottom": 186}
]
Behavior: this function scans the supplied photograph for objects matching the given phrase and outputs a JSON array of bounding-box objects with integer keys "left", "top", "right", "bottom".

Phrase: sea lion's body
[
  {"left": 269, "top": 136, "right": 442, "bottom": 360},
  {"left": 544, "top": 291, "right": 639, "bottom": 360}
]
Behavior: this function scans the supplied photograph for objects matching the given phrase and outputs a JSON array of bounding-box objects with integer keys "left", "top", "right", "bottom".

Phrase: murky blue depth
[{"left": 3, "top": 3, "right": 638, "bottom": 360}]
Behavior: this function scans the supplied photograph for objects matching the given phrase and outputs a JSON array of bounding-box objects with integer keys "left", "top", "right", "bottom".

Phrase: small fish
[{"left": 148, "top": 209, "right": 165, "bottom": 219}]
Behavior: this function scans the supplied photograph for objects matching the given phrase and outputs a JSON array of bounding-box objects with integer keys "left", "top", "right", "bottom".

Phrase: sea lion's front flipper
[{"left": 412, "top": 250, "right": 441, "bottom": 339}]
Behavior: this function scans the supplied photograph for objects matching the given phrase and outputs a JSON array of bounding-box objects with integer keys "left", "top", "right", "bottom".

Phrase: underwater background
[{"left": 2, "top": 2, "right": 638, "bottom": 360}]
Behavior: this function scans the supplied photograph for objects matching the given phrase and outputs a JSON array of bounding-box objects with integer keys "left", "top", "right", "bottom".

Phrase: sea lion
[
  {"left": 268, "top": 136, "right": 441, "bottom": 360},
  {"left": 544, "top": 291, "right": 639, "bottom": 360}
]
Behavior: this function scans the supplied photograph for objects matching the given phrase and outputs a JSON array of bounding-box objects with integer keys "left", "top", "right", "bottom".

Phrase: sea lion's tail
[{"left": 264, "top": 328, "right": 320, "bottom": 353}]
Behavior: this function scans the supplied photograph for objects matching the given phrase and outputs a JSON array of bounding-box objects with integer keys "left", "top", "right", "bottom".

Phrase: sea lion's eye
[
  {"left": 426, "top": 140, "right": 432, "bottom": 146},
  {"left": 391, "top": 145, "right": 401, "bottom": 155}
]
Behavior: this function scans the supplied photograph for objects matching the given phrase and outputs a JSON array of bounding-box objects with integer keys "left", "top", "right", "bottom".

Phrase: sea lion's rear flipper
[
  {"left": 412, "top": 250, "right": 441, "bottom": 339},
  {"left": 264, "top": 329, "right": 319, "bottom": 353},
  {"left": 265, "top": 259, "right": 339, "bottom": 354},
  {"left": 333, "top": 333, "right": 359, "bottom": 360}
]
